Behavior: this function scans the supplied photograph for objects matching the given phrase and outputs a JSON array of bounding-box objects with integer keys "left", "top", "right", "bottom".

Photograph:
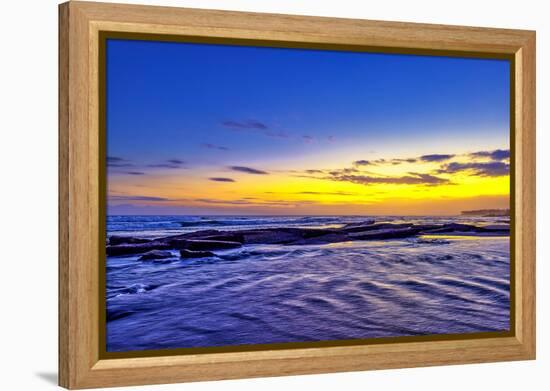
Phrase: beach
[{"left": 106, "top": 215, "right": 510, "bottom": 352}]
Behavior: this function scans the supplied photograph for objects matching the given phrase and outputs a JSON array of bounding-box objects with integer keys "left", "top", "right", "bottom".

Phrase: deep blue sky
[
  {"left": 106, "top": 38, "right": 510, "bottom": 168},
  {"left": 106, "top": 38, "right": 511, "bottom": 215}
]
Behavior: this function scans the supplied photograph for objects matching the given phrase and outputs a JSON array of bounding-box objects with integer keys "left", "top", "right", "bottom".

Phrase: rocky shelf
[{"left": 106, "top": 221, "right": 510, "bottom": 259}]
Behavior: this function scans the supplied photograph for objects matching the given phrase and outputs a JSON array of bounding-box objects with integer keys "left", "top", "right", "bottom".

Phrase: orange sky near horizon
[{"left": 107, "top": 148, "right": 510, "bottom": 216}]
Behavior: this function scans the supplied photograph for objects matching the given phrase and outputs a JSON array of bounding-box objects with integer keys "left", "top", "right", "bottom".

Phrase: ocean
[{"left": 106, "top": 215, "right": 510, "bottom": 352}]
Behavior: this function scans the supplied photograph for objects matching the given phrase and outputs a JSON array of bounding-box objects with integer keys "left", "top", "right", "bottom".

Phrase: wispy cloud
[
  {"left": 209, "top": 177, "right": 235, "bottom": 182},
  {"left": 222, "top": 119, "right": 268, "bottom": 130},
  {"left": 222, "top": 119, "right": 288, "bottom": 139},
  {"left": 353, "top": 158, "right": 387, "bottom": 167},
  {"left": 125, "top": 171, "right": 145, "bottom": 175},
  {"left": 147, "top": 159, "right": 186, "bottom": 169},
  {"left": 229, "top": 166, "right": 269, "bottom": 175},
  {"left": 193, "top": 198, "right": 306, "bottom": 207},
  {"left": 305, "top": 169, "right": 324, "bottom": 174},
  {"left": 107, "top": 156, "right": 134, "bottom": 168},
  {"left": 292, "top": 148, "right": 509, "bottom": 188},
  {"left": 194, "top": 198, "right": 256, "bottom": 205},
  {"left": 263, "top": 130, "right": 289, "bottom": 138},
  {"left": 437, "top": 161, "right": 509, "bottom": 177},
  {"left": 330, "top": 172, "right": 450, "bottom": 186},
  {"left": 202, "top": 143, "right": 230, "bottom": 151},
  {"left": 328, "top": 168, "right": 359, "bottom": 175},
  {"left": 392, "top": 158, "right": 418, "bottom": 164},
  {"left": 353, "top": 156, "right": 432, "bottom": 167},
  {"left": 264, "top": 190, "right": 358, "bottom": 197},
  {"left": 147, "top": 163, "right": 182, "bottom": 168},
  {"left": 302, "top": 135, "right": 314, "bottom": 143},
  {"left": 109, "top": 195, "right": 171, "bottom": 202},
  {"left": 420, "top": 154, "right": 455, "bottom": 162},
  {"left": 469, "top": 149, "right": 510, "bottom": 161},
  {"left": 353, "top": 160, "right": 372, "bottom": 166}
]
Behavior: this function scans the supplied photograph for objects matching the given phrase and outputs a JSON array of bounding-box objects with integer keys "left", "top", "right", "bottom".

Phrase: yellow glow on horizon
[{"left": 108, "top": 150, "right": 510, "bottom": 215}]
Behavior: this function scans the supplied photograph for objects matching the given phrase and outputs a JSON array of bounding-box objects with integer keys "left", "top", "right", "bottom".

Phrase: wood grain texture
[
  {"left": 58, "top": 1, "right": 536, "bottom": 388},
  {"left": 516, "top": 35, "right": 536, "bottom": 355},
  {"left": 58, "top": 3, "right": 70, "bottom": 387}
]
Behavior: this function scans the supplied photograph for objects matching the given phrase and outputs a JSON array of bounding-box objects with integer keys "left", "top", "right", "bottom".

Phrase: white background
[{"left": 0, "top": 0, "right": 547, "bottom": 389}]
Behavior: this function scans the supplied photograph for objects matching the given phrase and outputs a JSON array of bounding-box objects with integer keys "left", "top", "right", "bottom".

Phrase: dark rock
[
  {"left": 106, "top": 220, "right": 508, "bottom": 255},
  {"left": 179, "top": 229, "right": 222, "bottom": 238},
  {"left": 422, "top": 223, "right": 484, "bottom": 234},
  {"left": 300, "top": 228, "right": 338, "bottom": 238},
  {"left": 180, "top": 249, "right": 217, "bottom": 258},
  {"left": 168, "top": 234, "right": 243, "bottom": 249},
  {"left": 179, "top": 240, "right": 242, "bottom": 251},
  {"left": 194, "top": 233, "right": 245, "bottom": 243},
  {"left": 138, "top": 250, "right": 173, "bottom": 260},
  {"left": 341, "top": 220, "right": 375, "bottom": 230},
  {"left": 164, "top": 230, "right": 221, "bottom": 241},
  {"left": 241, "top": 229, "right": 303, "bottom": 244},
  {"left": 415, "top": 224, "right": 445, "bottom": 232},
  {"left": 108, "top": 236, "right": 152, "bottom": 246},
  {"left": 349, "top": 227, "right": 420, "bottom": 240},
  {"left": 480, "top": 224, "right": 510, "bottom": 232},
  {"left": 341, "top": 222, "right": 412, "bottom": 233},
  {"left": 290, "top": 232, "right": 350, "bottom": 245},
  {"left": 168, "top": 239, "right": 192, "bottom": 249},
  {"left": 106, "top": 241, "right": 171, "bottom": 256}
]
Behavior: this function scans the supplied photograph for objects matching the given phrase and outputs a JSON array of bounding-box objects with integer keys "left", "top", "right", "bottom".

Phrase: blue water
[{"left": 106, "top": 215, "right": 510, "bottom": 352}]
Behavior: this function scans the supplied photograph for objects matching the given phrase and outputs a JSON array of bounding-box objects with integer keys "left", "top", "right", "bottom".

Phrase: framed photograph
[{"left": 59, "top": 1, "right": 536, "bottom": 389}]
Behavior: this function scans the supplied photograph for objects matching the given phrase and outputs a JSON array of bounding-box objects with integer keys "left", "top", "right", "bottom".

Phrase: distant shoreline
[{"left": 461, "top": 209, "right": 510, "bottom": 217}]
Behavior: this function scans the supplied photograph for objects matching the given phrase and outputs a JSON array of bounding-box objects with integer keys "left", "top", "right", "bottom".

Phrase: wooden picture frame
[{"left": 59, "top": 1, "right": 536, "bottom": 389}]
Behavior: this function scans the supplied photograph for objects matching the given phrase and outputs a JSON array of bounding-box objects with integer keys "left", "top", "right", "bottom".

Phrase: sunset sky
[{"left": 106, "top": 39, "right": 510, "bottom": 216}]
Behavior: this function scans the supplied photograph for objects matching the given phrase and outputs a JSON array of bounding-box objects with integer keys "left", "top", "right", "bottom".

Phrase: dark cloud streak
[
  {"left": 209, "top": 177, "right": 235, "bottom": 182},
  {"left": 222, "top": 119, "right": 288, "bottom": 139},
  {"left": 222, "top": 120, "right": 268, "bottom": 130},
  {"left": 109, "top": 195, "right": 170, "bottom": 202},
  {"left": 469, "top": 149, "right": 510, "bottom": 161},
  {"left": 107, "top": 156, "right": 134, "bottom": 168},
  {"left": 420, "top": 154, "right": 455, "bottom": 162},
  {"left": 437, "top": 161, "right": 509, "bottom": 177},
  {"left": 353, "top": 160, "right": 372, "bottom": 166},
  {"left": 147, "top": 159, "right": 185, "bottom": 169},
  {"left": 330, "top": 172, "right": 450, "bottom": 186},
  {"left": 353, "top": 158, "right": 389, "bottom": 167},
  {"left": 202, "top": 143, "right": 230, "bottom": 151},
  {"left": 229, "top": 166, "right": 269, "bottom": 175}
]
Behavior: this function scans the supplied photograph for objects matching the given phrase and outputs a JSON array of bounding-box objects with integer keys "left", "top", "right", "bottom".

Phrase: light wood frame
[{"left": 59, "top": 1, "right": 536, "bottom": 389}]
